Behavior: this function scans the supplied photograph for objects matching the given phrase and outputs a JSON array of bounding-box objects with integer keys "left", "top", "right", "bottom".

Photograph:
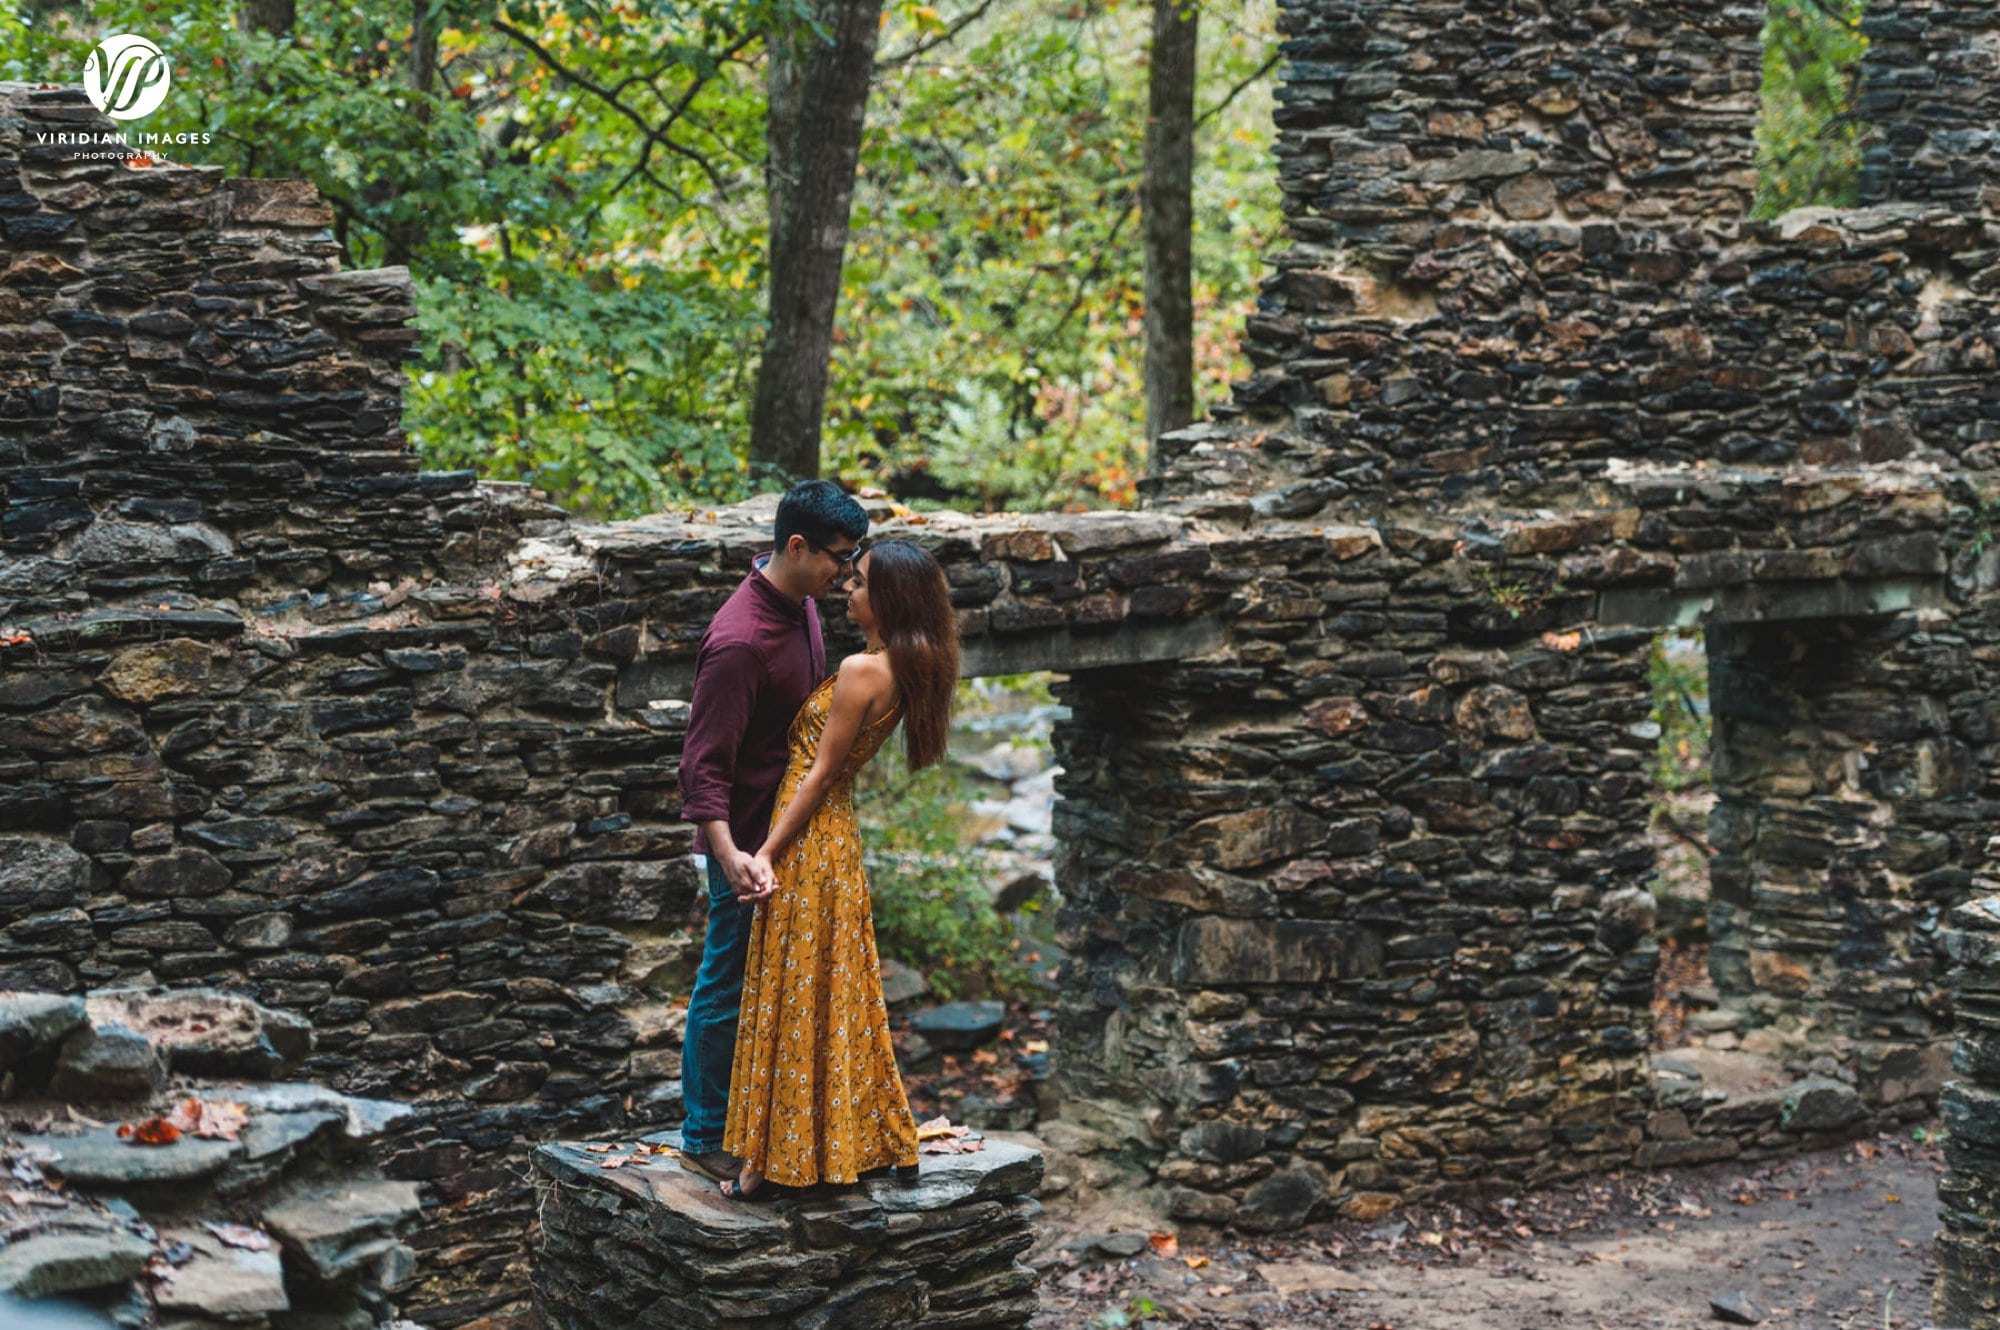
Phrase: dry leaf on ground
[
  {"left": 165, "top": 1097, "right": 249, "bottom": 1141},
  {"left": 203, "top": 1221, "right": 272, "bottom": 1252},
  {"left": 118, "top": 1117, "right": 182, "bottom": 1146}
]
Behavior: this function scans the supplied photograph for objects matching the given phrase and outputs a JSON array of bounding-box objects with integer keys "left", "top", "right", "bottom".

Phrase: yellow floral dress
[{"left": 723, "top": 663, "right": 919, "bottom": 1186}]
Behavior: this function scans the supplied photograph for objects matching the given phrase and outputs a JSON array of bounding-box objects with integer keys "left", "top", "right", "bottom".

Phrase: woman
[{"left": 719, "top": 539, "right": 960, "bottom": 1198}]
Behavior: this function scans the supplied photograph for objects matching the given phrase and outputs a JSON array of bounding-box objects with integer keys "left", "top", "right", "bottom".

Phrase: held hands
[{"left": 722, "top": 848, "right": 777, "bottom": 904}]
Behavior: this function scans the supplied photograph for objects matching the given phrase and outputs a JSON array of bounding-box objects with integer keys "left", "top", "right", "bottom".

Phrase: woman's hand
[{"left": 747, "top": 852, "right": 778, "bottom": 900}]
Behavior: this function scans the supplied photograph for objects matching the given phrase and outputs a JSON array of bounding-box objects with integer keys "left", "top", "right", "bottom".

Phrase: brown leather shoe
[{"left": 679, "top": 1148, "right": 742, "bottom": 1184}]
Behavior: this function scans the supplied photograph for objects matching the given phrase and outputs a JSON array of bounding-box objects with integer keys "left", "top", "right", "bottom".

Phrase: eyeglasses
[{"left": 809, "top": 538, "right": 862, "bottom": 569}]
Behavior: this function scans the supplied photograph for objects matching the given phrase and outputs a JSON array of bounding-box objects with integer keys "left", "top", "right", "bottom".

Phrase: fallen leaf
[
  {"left": 915, "top": 1116, "right": 966, "bottom": 1141},
  {"left": 600, "top": 1155, "right": 630, "bottom": 1169},
  {"left": 1184, "top": 1255, "right": 1209, "bottom": 1270},
  {"left": 202, "top": 1221, "right": 272, "bottom": 1252},
  {"left": 165, "top": 1098, "right": 249, "bottom": 1142},
  {"left": 1149, "top": 1232, "right": 1179, "bottom": 1259},
  {"left": 118, "top": 1117, "right": 182, "bottom": 1146}
]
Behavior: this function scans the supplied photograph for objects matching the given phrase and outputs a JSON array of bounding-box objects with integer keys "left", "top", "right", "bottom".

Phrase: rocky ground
[{"left": 1025, "top": 1131, "right": 1943, "bottom": 1330}]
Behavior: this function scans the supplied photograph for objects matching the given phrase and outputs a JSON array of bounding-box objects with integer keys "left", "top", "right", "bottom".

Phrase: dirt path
[{"left": 1031, "top": 1132, "right": 1943, "bottom": 1329}]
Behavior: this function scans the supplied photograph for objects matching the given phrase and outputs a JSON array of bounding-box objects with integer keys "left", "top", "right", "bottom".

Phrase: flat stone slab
[
  {"left": 239, "top": 1107, "right": 343, "bottom": 1162},
  {"left": 154, "top": 1227, "right": 288, "bottom": 1316},
  {"left": 0, "top": 1228, "right": 155, "bottom": 1296},
  {"left": 865, "top": 1138, "right": 1044, "bottom": 1212},
  {"left": 908, "top": 1001, "right": 1007, "bottom": 1052},
  {"left": 21, "top": 1126, "right": 242, "bottom": 1187},
  {"left": 262, "top": 1179, "right": 423, "bottom": 1281},
  {"left": 534, "top": 1138, "right": 789, "bottom": 1251},
  {"left": 220, "top": 1082, "right": 412, "bottom": 1138}
]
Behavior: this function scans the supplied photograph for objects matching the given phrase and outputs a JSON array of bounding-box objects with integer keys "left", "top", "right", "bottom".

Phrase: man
[{"left": 676, "top": 479, "right": 868, "bottom": 1184}]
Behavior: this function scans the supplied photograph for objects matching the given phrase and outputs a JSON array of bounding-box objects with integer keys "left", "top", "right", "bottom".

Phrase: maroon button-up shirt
[{"left": 678, "top": 554, "right": 826, "bottom": 857}]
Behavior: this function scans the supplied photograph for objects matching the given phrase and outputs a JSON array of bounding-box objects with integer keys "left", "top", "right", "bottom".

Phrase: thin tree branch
[
  {"left": 876, "top": 0, "right": 1001, "bottom": 68},
  {"left": 492, "top": 18, "right": 738, "bottom": 198},
  {"left": 1196, "top": 52, "right": 1278, "bottom": 128}
]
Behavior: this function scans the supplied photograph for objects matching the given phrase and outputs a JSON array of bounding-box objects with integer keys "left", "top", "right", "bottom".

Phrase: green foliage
[
  {"left": 1755, "top": 0, "right": 1868, "bottom": 218},
  {"left": 832, "top": 0, "right": 1282, "bottom": 510},
  {"left": 1, "top": 0, "right": 1281, "bottom": 517},
  {"left": 1649, "top": 630, "right": 1711, "bottom": 793},
  {"left": 855, "top": 727, "right": 1024, "bottom": 999}
]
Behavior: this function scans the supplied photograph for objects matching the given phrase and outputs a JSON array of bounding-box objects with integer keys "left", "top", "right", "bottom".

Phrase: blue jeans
[{"left": 680, "top": 857, "right": 751, "bottom": 1154}]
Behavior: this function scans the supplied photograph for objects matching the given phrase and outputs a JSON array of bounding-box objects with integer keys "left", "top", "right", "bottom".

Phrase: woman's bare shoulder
[{"left": 833, "top": 651, "right": 894, "bottom": 702}]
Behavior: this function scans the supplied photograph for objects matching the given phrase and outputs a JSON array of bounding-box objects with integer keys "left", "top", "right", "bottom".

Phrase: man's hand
[{"left": 720, "top": 847, "right": 776, "bottom": 903}]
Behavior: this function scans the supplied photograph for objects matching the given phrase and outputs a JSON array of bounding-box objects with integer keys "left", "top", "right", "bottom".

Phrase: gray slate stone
[
  {"left": 0, "top": 992, "right": 87, "bottom": 1068},
  {"left": 50, "top": 1023, "right": 165, "bottom": 1100},
  {"left": 23, "top": 1125, "right": 243, "bottom": 1187},
  {"left": 261, "top": 1180, "right": 423, "bottom": 1281},
  {"left": 0, "top": 1229, "right": 155, "bottom": 1296},
  {"left": 153, "top": 1228, "right": 288, "bottom": 1316},
  {"left": 239, "top": 1108, "right": 343, "bottom": 1162},
  {"left": 0, "top": 837, "right": 90, "bottom": 912},
  {"left": 1780, "top": 1077, "right": 1865, "bottom": 1132},
  {"left": 861, "top": 1138, "right": 1043, "bottom": 1212},
  {"left": 222, "top": 1083, "right": 411, "bottom": 1139},
  {"left": 908, "top": 1001, "right": 1007, "bottom": 1052}
]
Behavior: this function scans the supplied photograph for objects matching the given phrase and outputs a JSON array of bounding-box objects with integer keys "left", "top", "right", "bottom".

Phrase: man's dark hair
[{"left": 774, "top": 479, "right": 867, "bottom": 551}]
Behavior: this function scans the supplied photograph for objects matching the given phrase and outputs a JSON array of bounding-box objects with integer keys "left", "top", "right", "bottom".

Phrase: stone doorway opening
[
  {"left": 1643, "top": 608, "right": 1959, "bottom": 1158},
  {"left": 862, "top": 670, "right": 1070, "bottom": 1133}
]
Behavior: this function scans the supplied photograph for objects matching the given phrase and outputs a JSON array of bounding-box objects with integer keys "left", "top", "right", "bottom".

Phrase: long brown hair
[{"left": 864, "top": 539, "right": 959, "bottom": 769}]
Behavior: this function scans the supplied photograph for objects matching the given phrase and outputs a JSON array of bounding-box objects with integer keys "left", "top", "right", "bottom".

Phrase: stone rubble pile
[
  {"left": 0, "top": 989, "right": 424, "bottom": 1330},
  {"left": 531, "top": 1129, "right": 1042, "bottom": 1330}
]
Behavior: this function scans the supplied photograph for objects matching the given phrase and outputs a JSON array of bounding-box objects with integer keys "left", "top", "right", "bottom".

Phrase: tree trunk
[
  {"left": 748, "top": 0, "right": 886, "bottom": 481},
  {"left": 1142, "top": 0, "right": 1198, "bottom": 455},
  {"left": 381, "top": 0, "right": 440, "bottom": 268},
  {"left": 239, "top": 0, "right": 295, "bottom": 34}
]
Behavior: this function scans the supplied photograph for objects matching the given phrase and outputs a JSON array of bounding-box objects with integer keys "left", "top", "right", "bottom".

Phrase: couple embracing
[{"left": 675, "top": 480, "right": 960, "bottom": 1201}]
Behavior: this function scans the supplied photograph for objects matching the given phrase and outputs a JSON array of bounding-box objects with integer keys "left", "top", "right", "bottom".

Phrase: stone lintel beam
[{"left": 1598, "top": 576, "right": 1947, "bottom": 630}]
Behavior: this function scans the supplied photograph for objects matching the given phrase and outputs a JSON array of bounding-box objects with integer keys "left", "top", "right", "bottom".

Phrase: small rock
[
  {"left": 1093, "top": 1232, "right": 1147, "bottom": 1258},
  {"left": 0, "top": 992, "right": 88, "bottom": 1068},
  {"left": 878, "top": 960, "right": 929, "bottom": 1008},
  {"left": 51, "top": 1022, "right": 166, "bottom": 1100},
  {"left": 909, "top": 1001, "right": 1007, "bottom": 1052},
  {"left": 958, "top": 741, "right": 1046, "bottom": 783},
  {"left": 1779, "top": 1078, "right": 1864, "bottom": 1132},
  {"left": 1710, "top": 1291, "right": 1764, "bottom": 1324}
]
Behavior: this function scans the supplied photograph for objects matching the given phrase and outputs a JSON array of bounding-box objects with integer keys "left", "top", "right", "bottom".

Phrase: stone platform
[{"left": 530, "top": 1131, "right": 1043, "bottom": 1330}]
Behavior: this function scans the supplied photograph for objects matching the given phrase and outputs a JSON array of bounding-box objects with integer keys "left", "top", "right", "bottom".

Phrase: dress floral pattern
[{"left": 722, "top": 665, "right": 918, "bottom": 1186}]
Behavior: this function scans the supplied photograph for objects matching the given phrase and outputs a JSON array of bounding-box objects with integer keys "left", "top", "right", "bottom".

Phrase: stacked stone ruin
[
  {"left": 531, "top": 1132, "right": 1044, "bottom": 1330},
  {"left": 9, "top": 0, "right": 2000, "bottom": 1321},
  {"left": 0, "top": 987, "right": 422, "bottom": 1328}
]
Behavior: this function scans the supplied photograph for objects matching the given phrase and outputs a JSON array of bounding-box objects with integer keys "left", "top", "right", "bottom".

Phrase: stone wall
[
  {"left": 1935, "top": 895, "right": 2000, "bottom": 1328},
  {"left": 1859, "top": 0, "right": 2000, "bottom": 210},
  {"left": 1099, "top": 0, "right": 2000, "bottom": 1226}
]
